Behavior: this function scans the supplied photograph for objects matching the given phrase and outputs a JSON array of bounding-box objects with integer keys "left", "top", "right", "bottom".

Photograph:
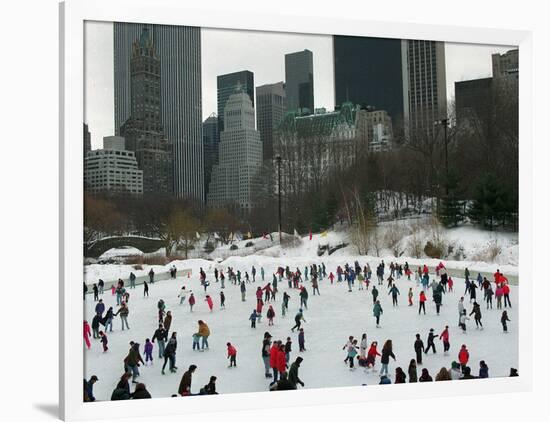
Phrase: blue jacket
[{"left": 95, "top": 302, "right": 105, "bottom": 315}]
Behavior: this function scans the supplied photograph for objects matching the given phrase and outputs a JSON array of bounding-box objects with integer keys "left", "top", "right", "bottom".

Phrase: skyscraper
[
  {"left": 207, "top": 89, "right": 262, "bottom": 211},
  {"left": 120, "top": 27, "right": 172, "bottom": 195},
  {"left": 285, "top": 50, "right": 314, "bottom": 114},
  {"left": 492, "top": 49, "right": 519, "bottom": 80},
  {"left": 114, "top": 22, "right": 203, "bottom": 201},
  {"left": 83, "top": 123, "right": 91, "bottom": 159},
  {"left": 202, "top": 113, "right": 219, "bottom": 199},
  {"left": 217, "top": 71, "right": 255, "bottom": 135},
  {"left": 256, "top": 82, "right": 286, "bottom": 161},
  {"left": 404, "top": 40, "right": 447, "bottom": 137},
  {"left": 333, "top": 36, "right": 407, "bottom": 130}
]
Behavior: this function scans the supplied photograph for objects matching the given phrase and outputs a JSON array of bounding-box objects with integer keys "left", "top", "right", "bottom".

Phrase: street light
[
  {"left": 434, "top": 118, "right": 449, "bottom": 196},
  {"left": 275, "top": 154, "right": 282, "bottom": 244}
]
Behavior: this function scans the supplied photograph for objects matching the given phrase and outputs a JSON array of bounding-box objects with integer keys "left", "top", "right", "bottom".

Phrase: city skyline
[{"left": 85, "top": 21, "right": 515, "bottom": 149}]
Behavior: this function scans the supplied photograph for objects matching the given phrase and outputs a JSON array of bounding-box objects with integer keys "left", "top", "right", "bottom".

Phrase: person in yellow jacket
[{"left": 197, "top": 320, "right": 210, "bottom": 350}]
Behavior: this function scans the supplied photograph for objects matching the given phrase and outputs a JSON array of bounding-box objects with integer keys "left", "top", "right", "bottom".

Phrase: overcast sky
[{"left": 84, "top": 21, "right": 514, "bottom": 149}]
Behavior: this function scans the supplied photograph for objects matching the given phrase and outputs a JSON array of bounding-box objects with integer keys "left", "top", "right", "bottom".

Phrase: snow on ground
[{"left": 84, "top": 257, "right": 518, "bottom": 401}]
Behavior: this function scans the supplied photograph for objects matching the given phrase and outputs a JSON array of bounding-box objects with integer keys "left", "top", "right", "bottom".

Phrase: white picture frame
[{"left": 60, "top": 0, "right": 533, "bottom": 420}]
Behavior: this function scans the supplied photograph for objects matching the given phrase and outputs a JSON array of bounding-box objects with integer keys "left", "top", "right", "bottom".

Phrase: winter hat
[
  {"left": 430, "top": 328, "right": 434, "bottom": 332},
  {"left": 296, "top": 357, "right": 303, "bottom": 364},
  {"left": 90, "top": 375, "right": 98, "bottom": 381},
  {"left": 451, "top": 361, "right": 459, "bottom": 369}
]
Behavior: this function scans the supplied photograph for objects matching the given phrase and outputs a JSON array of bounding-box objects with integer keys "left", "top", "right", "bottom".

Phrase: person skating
[
  {"left": 284, "top": 337, "right": 292, "bottom": 363},
  {"left": 373, "top": 300, "right": 383, "bottom": 328},
  {"left": 459, "top": 310, "right": 470, "bottom": 333},
  {"left": 129, "top": 272, "right": 136, "bottom": 289},
  {"left": 312, "top": 276, "right": 320, "bottom": 295},
  {"left": 188, "top": 292, "right": 196, "bottom": 312},
  {"left": 250, "top": 309, "right": 258, "bottom": 328},
  {"left": 256, "top": 298, "right": 264, "bottom": 323},
  {"left": 501, "top": 310, "right": 511, "bottom": 332},
  {"left": 458, "top": 344, "right": 469, "bottom": 373},
  {"left": 205, "top": 295, "right": 214, "bottom": 312},
  {"left": 365, "top": 341, "right": 381, "bottom": 372},
  {"left": 99, "top": 331, "right": 108, "bottom": 352},
  {"left": 240, "top": 281, "right": 246, "bottom": 302},
  {"left": 266, "top": 305, "right": 275, "bottom": 326},
  {"left": 388, "top": 284, "right": 400, "bottom": 307},
  {"left": 91, "top": 314, "right": 101, "bottom": 339},
  {"left": 503, "top": 282, "right": 512, "bottom": 308},
  {"left": 347, "top": 339, "right": 360, "bottom": 370},
  {"left": 114, "top": 302, "right": 130, "bottom": 331},
  {"left": 148, "top": 268, "right": 155, "bottom": 284},
  {"left": 143, "top": 281, "right": 149, "bottom": 297},
  {"left": 359, "top": 333, "right": 368, "bottom": 360},
  {"left": 95, "top": 299, "right": 105, "bottom": 316},
  {"left": 83, "top": 320, "right": 92, "bottom": 349},
  {"left": 178, "top": 286, "right": 187, "bottom": 305},
  {"left": 291, "top": 309, "right": 306, "bottom": 332},
  {"left": 192, "top": 333, "right": 200, "bottom": 351},
  {"left": 414, "top": 334, "right": 424, "bottom": 365},
  {"left": 283, "top": 292, "right": 290, "bottom": 312},
  {"left": 299, "top": 286, "right": 309, "bottom": 309},
  {"left": 469, "top": 301, "right": 483, "bottom": 329},
  {"left": 152, "top": 324, "right": 167, "bottom": 359},
  {"left": 458, "top": 297, "right": 465, "bottom": 326},
  {"left": 439, "top": 325, "right": 450, "bottom": 355},
  {"left": 371, "top": 285, "right": 379, "bottom": 304},
  {"left": 408, "top": 287, "right": 413, "bottom": 307},
  {"left": 164, "top": 311, "right": 173, "bottom": 334},
  {"left": 161, "top": 333, "right": 178, "bottom": 375},
  {"left": 178, "top": 365, "right": 197, "bottom": 396},
  {"left": 495, "top": 284, "right": 504, "bottom": 309},
  {"left": 408, "top": 359, "right": 418, "bottom": 383},
  {"left": 395, "top": 367, "right": 407, "bottom": 383},
  {"left": 419, "top": 368, "right": 433, "bottom": 382},
  {"left": 269, "top": 341, "right": 281, "bottom": 383},
  {"left": 342, "top": 336, "right": 354, "bottom": 364},
  {"left": 227, "top": 342, "right": 237, "bottom": 367},
  {"left": 144, "top": 338, "right": 153, "bottom": 366},
  {"left": 485, "top": 285, "right": 494, "bottom": 310},
  {"left": 93, "top": 283, "right": 99, "bottom": 302},
  {"left": 125, "top": 342, "right": 144, "bottom": 383},
  {"left": 262, "top": 332, "right": 273, "bottom": 378},
  {"left": 298, "top": 328, "right": 306, "bottom": 351},
  {"left": 425, "top": 328, "right": 437, "bottom": 354},
  {"left": 469, "top": 282, "right": 477, "bottom": 303},
  {"left": 263, "top": 283, "right": 273, "bottom": 302},
  {"left": 380, "top": 340, "right": 396, "bottom": 377},
  {"left": 220, "top": 291, "right": 226, "bottom": 309},
  {"left": 433, "top": 285, "right": 444, "bottom": 315},
  {"left": 288, "top": 356, "right": 305, "bottom": 389},
  {"left": 197, "top": 320, "right": 210, "bottom": 350},
  {"left": 419, "top": 291, "right": 427, "bottom": 315}
]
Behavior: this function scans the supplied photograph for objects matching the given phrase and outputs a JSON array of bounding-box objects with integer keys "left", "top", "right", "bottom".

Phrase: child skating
[{"left": 227, "top": 342, "right": 237, "bottom": 367}]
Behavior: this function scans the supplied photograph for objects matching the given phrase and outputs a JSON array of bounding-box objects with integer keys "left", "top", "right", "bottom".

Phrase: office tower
[
  {"left": 83, "top": 123, "right": 91, "bottom": 159},
  {"left": 333, "top": 36, "right": 407, "bottom": 130},
  {"left": 256, "top": 82, "right": 286, "bottom": 160},
  {"left": 455, "top": 77, "right": 493, "bottom": 129},
  {"left": 217, "top": 70, "right": 255, "bottom": 135},
  {"left": 114, "top": 22, "right": 203, "bottom": 200},
  {"left": 207, "top": 89, "right": 262, "bottom": 211},
  {"left": 492, "top": 49, "right": 519, "bottom": 80},
  {"left": 84, "top": 136, "right": 143, "bottom": 195},
  {"left": 202, "top": 113, "right": 219, "bottom": 199},
  {"left": 119, "top": 27, "right": 172, "bottom": 195},
  {"left": 405, "top": 40, "right": 447, "bottom": 137},
  {"left": 285, "top": 49, "right": 314, "bottom": 114}
]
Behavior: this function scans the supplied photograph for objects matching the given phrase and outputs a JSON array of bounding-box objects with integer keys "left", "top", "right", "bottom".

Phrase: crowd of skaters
[{"left": 83, "top": 259, "right": 517, "bottom": 401}]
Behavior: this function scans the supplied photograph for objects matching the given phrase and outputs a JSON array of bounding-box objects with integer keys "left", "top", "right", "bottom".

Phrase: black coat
[
  {"left": 131, "top": 388, "right": 152, "bottom": 399},
  {"left": 381, "top": 349, "right": 395, "bottom": 364},
  {"left": 153, "top": 327, "right": 168, "bottom": 343},
  {"left": 414, "top": 339, "right": 424, "bottom": 352},
  {"left": 111, "top": 388, "right": 130, "bottom": 400}
]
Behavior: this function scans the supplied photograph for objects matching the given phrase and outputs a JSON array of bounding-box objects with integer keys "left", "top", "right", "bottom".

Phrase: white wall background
[{"left": 0, "top": 0, "right": 548, "bottom": 421}]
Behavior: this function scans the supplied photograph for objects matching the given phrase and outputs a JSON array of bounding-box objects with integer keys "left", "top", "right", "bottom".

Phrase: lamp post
[{"left": 275, "top": 154, "right": 282, "bottom": 244}]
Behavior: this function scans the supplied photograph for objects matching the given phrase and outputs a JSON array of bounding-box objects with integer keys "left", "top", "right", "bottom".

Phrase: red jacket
[
  {"left": 269, "top": 344, "right": 278, "bottom": 368},
  {"left": 367, "top": 346, "right": 381, "bottom": 359},
  {"left": 419, "top": 292, "right": 427, "bottom": 303},
  {"left": 257, "top": 300, "right": 264, "bottom": 313},
  {"left": 189, "top": 295, "right": 195, "bottom": 305},
  {"left": 276, "top": 348, "right": 287, "bottom": 372},
  {"left": 227, "top": 344, "right": 237, "bottom": 357},
  {"left": 256, "top": 289, "right": 263, "bottom": 299},
  {"left": 458, "top": 348, "right": 469, "bottom": 365},
  {"left": 440, "top": 329, "right": 449, "bottom": 342},
  {"left": 205, "top": 297, "right": 213, "bottom": 308},
  {"left": 423, "top": 265, "right": 429, "bottom": 274},
  {"left": 503, "top": 284, "right": 510, "bottom": 295}
]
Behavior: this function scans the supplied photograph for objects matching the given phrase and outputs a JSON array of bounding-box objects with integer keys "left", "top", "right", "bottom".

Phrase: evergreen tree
[
  {"left": 468, "top": 173, "right": 512, "bottom": 230},
  {"left": 438, "top": 170, "right": 463, "bottom": 227}
]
